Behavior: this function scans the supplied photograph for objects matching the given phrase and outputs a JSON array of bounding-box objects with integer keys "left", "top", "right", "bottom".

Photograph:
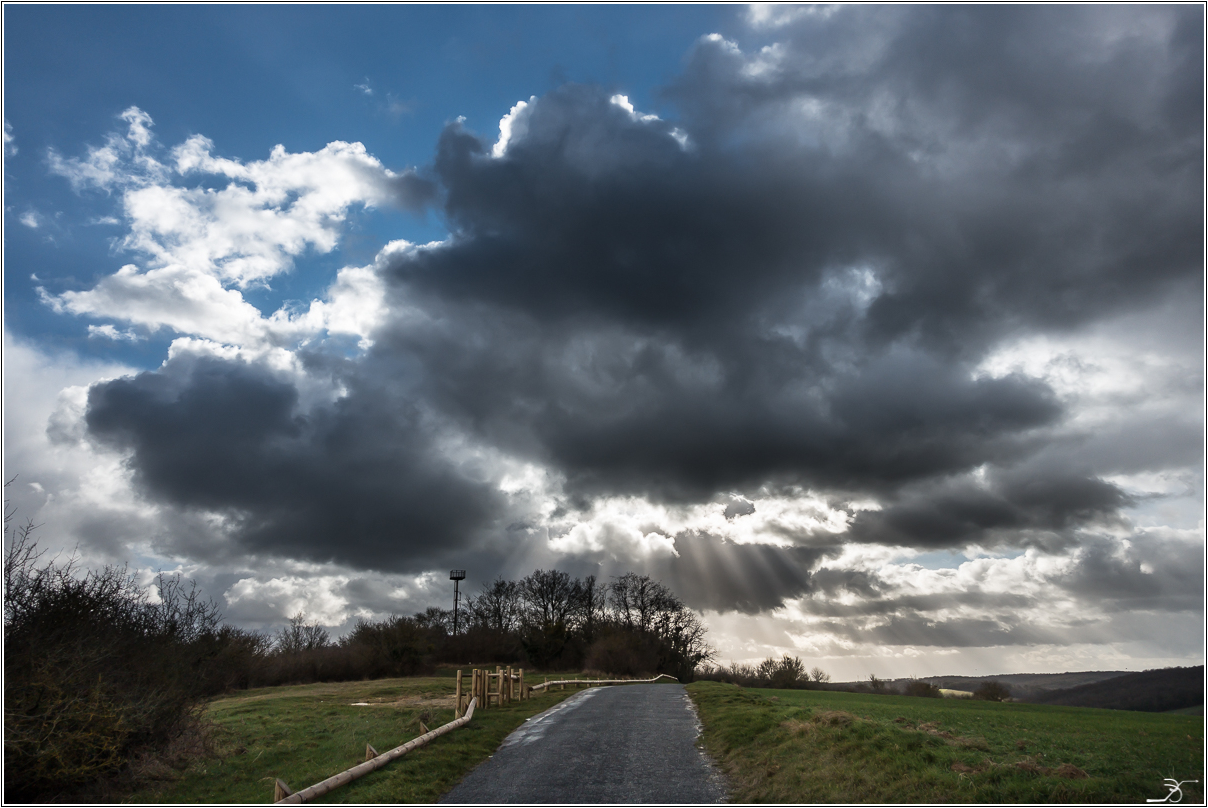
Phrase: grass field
[
  {"left": 687, "top": 681, "right": 1204, "bottom": 804},
  {"left": 125, "top": 669, "right": 592, "bottom": 804}
]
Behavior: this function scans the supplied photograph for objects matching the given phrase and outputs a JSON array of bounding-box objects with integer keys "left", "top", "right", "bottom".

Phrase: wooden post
[
  {"left": 519, "top": 668, "right": 525, "bottom": 700},
  {"left": 455, "top": 670, "right": 463, "bottom": 719},
  {"left": 365, "top": 744, "right": 378, "bottom": 762},
  {"left": 274, "top": 779, "right": 293, "bottom": 802}
]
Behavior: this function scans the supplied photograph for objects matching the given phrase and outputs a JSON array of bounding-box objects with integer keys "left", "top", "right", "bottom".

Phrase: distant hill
[
  {"left": 829, "top": 668, "right": 1206, "bottom": 710},
  {"left": 1025, "top": 666, "right": 1203, "bottom": 713},
  {"left": 833, "top": 670, "right": 1133, "bottom": 701}
]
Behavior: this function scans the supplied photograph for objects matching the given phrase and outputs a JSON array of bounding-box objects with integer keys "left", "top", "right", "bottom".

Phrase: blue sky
[{"left": 3, "top": 5, "right": 1203, "bottom": 681}]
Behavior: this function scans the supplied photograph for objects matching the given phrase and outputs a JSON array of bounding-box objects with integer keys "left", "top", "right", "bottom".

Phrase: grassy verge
[
  {"left": 125, "top": 672, "right": 586, "bottom": 803},
  {"left": 687, "top": 682, "right": 1204, "bottom": 803}
]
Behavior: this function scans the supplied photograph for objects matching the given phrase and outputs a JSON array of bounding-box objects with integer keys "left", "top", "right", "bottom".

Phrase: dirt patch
[
  {"left": 350, "top": 695, "right": 455, "bottom": 709},
  {"left": 811, "top": 710, "right": 857, "bottom": 727},
  {"left": 951, "top": 756, "right": 1090, "bottom": 780},
  {"left": 1054, "top": 763, "right": 1089, "bottom": 779},
  {"left": 910, "top": 720, "right": 988, "bottom": 749},
  {"left": 780, "top": 719, "right": 814, "bottom": 735}
]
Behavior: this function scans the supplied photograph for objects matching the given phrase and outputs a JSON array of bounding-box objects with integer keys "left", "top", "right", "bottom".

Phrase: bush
[
  {"left": 585, "top": 628, "right": 661, "bottom": 676},
  {"left": 694, "top": 662, "right": 759, "bottom": 686},
  {"left": 342, "top": 614, "right": 435, "bottom": 678},
  {"left": 862, "top": 674, "right": 897, "bottom": 694},
  {"left": 4, "top": 519, "right": 223, "bottom": 801},
  {"left": 974, "top": 681, "right": 1011, "bottom": 702},
  {"left": 757, "top": 655, "right": 807, "bottom": 689},
  {"left": 903, "top": 679, "right": 942, "bottom": 698}
]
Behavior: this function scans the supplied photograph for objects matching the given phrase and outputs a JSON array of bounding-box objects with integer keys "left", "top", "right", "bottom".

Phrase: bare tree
[
  {"left": 414, "top": 606, "right": 453, "bottom": 634},
  {"left": 468, "top": 576, "right": 522, "bottom": 635},
  {"left": 608, "top": 572, "right": 667, "bottom": 632},
  {"left": 150, "top": 573, "right": 220, "bottom": 644},
  {"left": 276, "top": 611, "right": 329, "bottom": 654},
  {"left": 571, "top": 574, "right": 607, "bottom": 645},
  {"left": 519, "top": 569, "right": 573, "bottom": 631},
  {"left": 809, "top": 666, "right": 831, "bottom": 684}
]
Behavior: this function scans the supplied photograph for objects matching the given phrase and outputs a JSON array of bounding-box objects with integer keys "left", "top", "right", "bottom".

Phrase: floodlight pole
[{"left": 450, "top": 570, "right": 466, "bottom": 635}]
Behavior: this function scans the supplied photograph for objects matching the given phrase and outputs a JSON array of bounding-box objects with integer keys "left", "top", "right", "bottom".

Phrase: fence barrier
[{"left": 270, "top": 669, "right": 678, "bottom": 802}]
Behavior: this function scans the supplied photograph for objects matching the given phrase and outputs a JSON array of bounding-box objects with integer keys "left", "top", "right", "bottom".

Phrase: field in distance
[
  {"left": 687, "top": 681, "right": 1204, "bottom": 804},
  {"left": 125, "top": 670, "right": 594, "bottom": 804}
]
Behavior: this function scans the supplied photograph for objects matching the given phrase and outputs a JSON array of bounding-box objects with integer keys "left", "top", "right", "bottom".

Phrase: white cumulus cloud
[{"left": 41, "top": 108, "right": 414, "bottom": 354}]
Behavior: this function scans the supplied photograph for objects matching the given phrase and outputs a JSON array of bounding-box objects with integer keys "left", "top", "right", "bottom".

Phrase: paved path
[{"left": 440, "top": 684, "right": 727, "bottom": 804}]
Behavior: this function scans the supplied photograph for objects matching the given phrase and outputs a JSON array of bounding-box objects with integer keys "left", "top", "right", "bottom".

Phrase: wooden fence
[{"left": 270, "top": 668, "right": 678, "bottom": 803}]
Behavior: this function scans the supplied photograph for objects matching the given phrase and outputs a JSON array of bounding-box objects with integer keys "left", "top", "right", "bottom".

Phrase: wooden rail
[
  {"left": 272, "top": 697, "right": 477, "bottom": 804},
  {"left": 529, "top": 672, "right": 678, "bottom": 692}
]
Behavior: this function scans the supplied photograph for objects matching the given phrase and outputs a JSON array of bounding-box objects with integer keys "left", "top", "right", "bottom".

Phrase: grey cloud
[
  {"left": 847, "top": 463, "right": 1132, "bottom": 550},
  {"left": 385, "top": 169, "right": 438, "bottom": 213},
  {"left": 723, "top": 497, "right": 755, "bottom": 519},
  {"left": 798, "top": 587, "right": 1037, "bottom": 620},
  {"left": 667, "top": 5, "right": 1202, "bottom": 352},
  {"left": 823, "top": 615, "right": 1068, "bottom": 648},
  {"left": 1058, "top": 533, "right": 1204, "bottom": 613}
]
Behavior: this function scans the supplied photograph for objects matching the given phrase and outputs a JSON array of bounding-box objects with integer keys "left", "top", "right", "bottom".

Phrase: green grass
[
  {"left": 687, "top": 682, "right": 1205, "bottom": 803},
  {"left": 125, "top": 672, "right": 587, "bottom": 803}
]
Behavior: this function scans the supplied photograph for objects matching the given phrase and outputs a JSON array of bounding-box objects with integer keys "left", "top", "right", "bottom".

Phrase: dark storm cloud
[
  {"left": 80, "top": 6, "right": 1200, "bottom": 610},
  {"left": 85, "top": 353, "right": 505, "bottom": 572},
  {"left": 377, "top": 281, "right": 1063, "bottom": 503}
]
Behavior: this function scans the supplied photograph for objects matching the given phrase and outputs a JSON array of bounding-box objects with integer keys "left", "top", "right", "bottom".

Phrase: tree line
[{"left": 420, "top": 569, "right": 713, "bottom": 680}]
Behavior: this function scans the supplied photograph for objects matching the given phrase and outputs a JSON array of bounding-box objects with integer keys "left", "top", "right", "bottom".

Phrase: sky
[{"left": 3, "top": 4, "right": 1204, "bottom": 681}]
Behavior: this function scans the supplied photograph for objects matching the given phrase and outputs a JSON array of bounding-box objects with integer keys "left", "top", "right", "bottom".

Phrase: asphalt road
[{"left": 440, "top": 683, "right": 727, "bottom": 804}]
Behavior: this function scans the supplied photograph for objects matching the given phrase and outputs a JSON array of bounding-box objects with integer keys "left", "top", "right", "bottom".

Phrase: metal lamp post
[{"left": 450, "top": 570, "right": 466, "bottom": 635}]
